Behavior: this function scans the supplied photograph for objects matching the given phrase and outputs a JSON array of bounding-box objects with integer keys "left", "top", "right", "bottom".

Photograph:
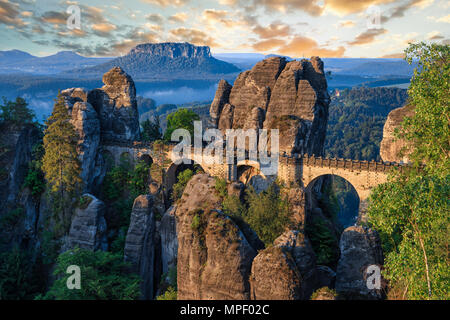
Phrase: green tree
[
  {"left": 163, "top": 108, "right": 200, "bottom": 142},
  {"left": 0, "top": 97, "right": 35, "bottom": 126},
  {"left": 400, "top": 42, "right": 449, "bottom": 175},
  {"left": 38, "top": 248, "right": 140, "bottom": 300},
  {"left": 141, "top": 117, "right": 162, "bottom": 142},
  {"left": 42, "top": 92, "right": 81, "bottom": 233},
  {"left": 367, "top": 42, "right": 450, "bottom": 300},
  {"left": 172, "top": 168, "right": 194, "bottom": 201}
]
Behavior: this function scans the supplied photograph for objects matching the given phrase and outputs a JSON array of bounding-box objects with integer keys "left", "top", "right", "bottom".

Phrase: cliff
[
  {"left": 380, "top": 104, "right": 415, "bottom": 163},
  {"left": 210, "top": 56, "right": 330, "bottom": 155}
]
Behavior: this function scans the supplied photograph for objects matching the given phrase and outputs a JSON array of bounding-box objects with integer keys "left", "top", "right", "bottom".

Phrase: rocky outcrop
[
  {"left": 210, "top": 80, "right": 232, "bottom": 128},
  {"left": 176, "top": 174, "right": 258, "bottom": 300},
  {"left": 250, "top": 246, "right": 302, "bottom": 300},
  {"left": 211, "top": 56, "right": 330, "bottom": 155},
  {"left": 87, "top": 67, "right": 140, "bottom": 142},
  {"left": 59, "top": 67, "right": 142, "bottom": 192},
  {"left": 124, "top": 195, "right": 156, "bottom": 300},
  {"left": 67, "top": 194, "right": 108, "bottom": 251},
  {"left": 62, "top": 89, "right": 101, "bottom": 193},
  {"left": 380, "top": 104, "right": 415, "bottom": 163},
  {"left": 335, "top": 226, "right": 384, "bottom": 300},
  {"left": 250, "top": 230, "right": 319, "bottom": 300},
  {"left": 160, "top": 205, "right": 178, "bottom": 275}
]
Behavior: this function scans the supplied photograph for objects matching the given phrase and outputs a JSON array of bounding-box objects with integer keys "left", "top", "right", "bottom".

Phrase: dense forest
[{"left": 325, "top": 87, "right": 409, "bottom": 161}]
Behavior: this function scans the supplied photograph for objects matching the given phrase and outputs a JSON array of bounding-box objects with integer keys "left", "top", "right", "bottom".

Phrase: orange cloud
[
  {"left": 257, "top": 0, "right": 323, "bottom": 16},
  {"left": 325, "top": 0, "right": 396, "bottom": 15},
  {"left": 92, "top": 23, "right": 117, "bottom": 34},
  {"left": 338, "top": 20, "right": 355, "bottom": 28},
  {"left": 253, "top": 22, "right": 291, "bottom": 39},
  {"left": 169, "top": 27, "right": 218, "bottom": 47},
  {"left": 141, "top": 0, "right": 188, "bottom": 7},
  {"left": 168, "top": 12, "right": 188, "bottom": 23},
  {"left": 348, "top": 28, "right": 387, "bottom": 45},
  {"left": 0, "top": 0, "right": 25, "bottom": 26},
  {"left": 252, "top": 39, "right": 285, "bottom": 51},
  {"left": 277, "top": 36, "right": 346, "bottom": 57}
]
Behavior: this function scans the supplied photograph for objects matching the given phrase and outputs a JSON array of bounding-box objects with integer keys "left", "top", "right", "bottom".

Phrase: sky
[{"left": 0, "top": 0, "right": 449, "bottom": 58}]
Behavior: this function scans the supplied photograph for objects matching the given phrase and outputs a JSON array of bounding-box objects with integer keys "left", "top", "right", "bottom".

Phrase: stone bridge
[{"left": 101, "top": 140, "right": 403, "bottom": 211}]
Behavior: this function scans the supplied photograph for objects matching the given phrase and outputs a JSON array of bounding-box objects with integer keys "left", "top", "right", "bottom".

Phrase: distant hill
[
  {"left": 340, "top": 60, "right": 417, "bottom": 77},
  {"left": 0, "top": 50, "right": 112, "bottom": 75},
  {"left": 70, "top": 42, "right": 241, "bottom": 80},
  {"left": 0, "top": 50, "right": 35, "bottom": 65}
]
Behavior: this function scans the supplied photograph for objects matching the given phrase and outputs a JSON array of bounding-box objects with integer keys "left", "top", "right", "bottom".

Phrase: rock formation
[
  {"left": 210, "top": 56, "right": 330, "bottom": 155},
  {"left": 60, "top": 67, "right": 141, "bottom": 193},
  {"left": 176, "top": 174, "right": 258, "bottom": 299},
  {"left": 250, "top": 246, "right": 302, "bottom": 300},
  {"left": 87, "top": 67, "right": 140, "bottom": 142},
  {"left": 160, "top": 205, "right": 178, "bottom": 275},
  {"left": 74, "top": 42, "right": 240, "bottom": 79},
  {"left": 67, "top": 194, "right": 108, "bottom": 251},
  {"left": 124, "top": 195, "right": 156, "bottom": 299},
  {"left": 380, "top": 104, "right": 415, "bottom": 163},
  {"left": 0, "top": 123, "right": 42, "bottom": 247},
  {"left": 335, "top": 226, "right": 384, "bottom": 299},
  {"left": 61, "top": 88, "right": 102, "bottom": 192},
  {"left": 250, "top": 230, "right": 318, "bottom": 300}
]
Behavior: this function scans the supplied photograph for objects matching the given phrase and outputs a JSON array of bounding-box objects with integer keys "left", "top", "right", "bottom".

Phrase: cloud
[
  {"left": 325, "top": 0, "right": 396, "bottom": 15},
  {"left": 203, "top": 9, "right": 228, "bottom": 21},
  {"left": 0, "top": 0, "right": 26, "bottom": 26},
  {"left": 338, "top": 20, "right": 355, "bottom": 28},
  {"left": 257, "top": 0, "right": 324, "bottom": 16},
  {"left": 39, "top": 11, "right": 69, "bottom": 25},
  {"left": 168, "top": 12, "right": 188, "bottom": 23},
  {"left": 277, "top": 36, "right": 346, "bottom": 57},
  {"left": 437, "top": 14, "right": 450, "bottom": 23},
  {"left": 379, "top": 52, "right": 405, "bottom": 58},
  {"left": 20, "top": 10, "right": 32, "bottom": 17},
  {"left": 253, "top": 22, "right": 292, "bottom": 39},
  {"left": 348, "top": 28, "right": 387, "bottom": 45},
  {"left": 169, "top": 27, "right": 218, "bottom": 47},
  {"left": 427, "top": 30, "right": 444, "bottom": 40},
  {"left": 92, "top": 23, "right": 117, "bottom": 36},
  {"left": 252, "top": 39, "right": 285, "bottom": 51},
  {"left": 141, "top": 0, "right": 188, "bottom": 7},
  {"left": 146, "top": 13, "right": 164, "bottom": 24}
]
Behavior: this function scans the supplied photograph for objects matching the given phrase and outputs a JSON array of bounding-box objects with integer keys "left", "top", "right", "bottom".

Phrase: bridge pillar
[
  {"left": 357, "top": 198, "right": 370, "bottom": 225},
  {"left": 228, "top": 163, "right": 237, "bottom": 182}
]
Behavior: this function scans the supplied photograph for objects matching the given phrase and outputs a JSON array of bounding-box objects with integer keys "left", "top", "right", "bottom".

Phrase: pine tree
[
  {"left": 141, "top": 117, "right": 162, "bottom": 142},
  {"left": 42, "top": 93, "right": 81, "bottom": 233}
]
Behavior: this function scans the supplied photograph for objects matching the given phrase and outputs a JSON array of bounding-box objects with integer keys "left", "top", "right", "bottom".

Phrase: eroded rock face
[
  {"left": 250, "top": 246, "right": 302, "bottom": 300},
  {"left": 176, "top": 174, "right": 257, "bottom": 300},
  {"left": 0, "top": 123, "right": 42, "bottom": 248},
  {"left": 67, "top": 194, "right": 108, "bottom": 251},
  {"left": 211, "top": 56, "right": 330, "bottom": 155},
  {"left": 335, "top": 226, "right": 384, "bottom": 300},
  {"left": 61, "top": 89, "right": 103, "bottom": 193},
  {"left": 87, "top": 67, "right": 140, "bottom": 141},
  {"left": 210, "top": 80, "right": 232, "bottom": 128},
  {"left": 124, "top": 195, "right": 156, "bottom": 300},
  {"left": 380, "top": 104, "right": 415, "bottom": 163},
  {"left": 160, "top": 205, "right": 178, "bottom": 275}
]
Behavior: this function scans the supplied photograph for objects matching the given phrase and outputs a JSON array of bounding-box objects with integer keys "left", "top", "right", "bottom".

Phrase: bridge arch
[
  {"left": 304, "top": 174, "right": 360, "bottom": 228},
  {"left": 236, "top": 160, "right": 275, "bottom": 193}
]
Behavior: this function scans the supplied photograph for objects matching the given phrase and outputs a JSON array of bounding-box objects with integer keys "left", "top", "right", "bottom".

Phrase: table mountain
[{"left": 69, "top": 42, "right": 240, "bottom": 80}]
